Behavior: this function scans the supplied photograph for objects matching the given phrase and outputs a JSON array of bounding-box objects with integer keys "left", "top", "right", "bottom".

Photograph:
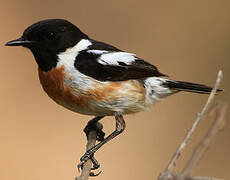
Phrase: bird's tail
[{"left": 163, "top": 80, "right": 222, "bottom": 94}]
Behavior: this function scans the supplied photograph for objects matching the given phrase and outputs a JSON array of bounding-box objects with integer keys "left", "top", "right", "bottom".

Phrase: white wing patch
[
  {"left": 98, "top": 52, "right": 136, "bottom": 66},
  {"left": 87, "top": 50, "right": 109, "bottom": 54}
]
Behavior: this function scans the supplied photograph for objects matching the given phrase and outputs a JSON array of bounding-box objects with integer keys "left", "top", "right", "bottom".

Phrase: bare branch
[
  {"left": 165, "top": 70, "right": 223, "bottom": 171},
  {"left": 159, "top": 171, "right": 224, "bottom": 180},
  {"left": 182, "top": 104, "right": 227, "bottom": 176},
  {"left": 158, "top": 70, "right": 226, "bottom": 180}
]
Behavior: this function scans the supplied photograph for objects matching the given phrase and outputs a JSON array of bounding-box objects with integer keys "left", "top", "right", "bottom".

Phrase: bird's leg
[
  {"left": 78, "top": 112, "right": 126, "bottom": 173},
  {"left": 84, "top": 116, "right": 105, "bottom": 141}
]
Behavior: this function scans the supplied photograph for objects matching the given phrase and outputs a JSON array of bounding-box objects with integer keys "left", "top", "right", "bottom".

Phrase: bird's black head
[{"left": 6, "top": 19, "right": 88, "bottom": 71}]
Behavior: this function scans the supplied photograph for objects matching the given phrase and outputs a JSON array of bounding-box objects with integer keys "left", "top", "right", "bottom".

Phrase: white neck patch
[
  {"left": 56, "top": 39, "right": 97, "bottom": 91},
  {"left": 57, "top": 39, "right": 92, "bottom": 67}
]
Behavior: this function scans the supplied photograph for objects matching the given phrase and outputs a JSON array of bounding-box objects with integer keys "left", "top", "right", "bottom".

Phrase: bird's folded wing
[{"left": 74, "top": 40, "right": 166, "bottom": 81}]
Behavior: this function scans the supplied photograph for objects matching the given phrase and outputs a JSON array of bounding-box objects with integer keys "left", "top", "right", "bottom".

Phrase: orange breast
[
  {"left": 38, "top": 66, "right": 89, "bottom": 107},
  {"left": 38, "top": 66, "right": 147, "bottom": 115}
]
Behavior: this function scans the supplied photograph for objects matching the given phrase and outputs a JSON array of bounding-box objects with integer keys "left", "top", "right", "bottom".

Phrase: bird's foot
[
  {"left": 84, "top": 121, "right": 105, "bottom": 141},
  {"left": 77, "top": 151, "right": 101, "bottom": 176}
]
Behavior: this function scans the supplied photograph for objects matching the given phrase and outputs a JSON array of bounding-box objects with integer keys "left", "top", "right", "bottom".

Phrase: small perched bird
[{"left": 5, "top": 19, "right": 221, "bottom": 174}]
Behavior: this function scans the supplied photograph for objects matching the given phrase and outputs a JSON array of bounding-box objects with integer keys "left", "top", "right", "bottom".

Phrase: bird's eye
[{"left": 47, "top": 32, "right": 56, "bottom": 40}]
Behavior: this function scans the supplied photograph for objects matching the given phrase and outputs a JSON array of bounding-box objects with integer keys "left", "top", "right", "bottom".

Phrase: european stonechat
[{"left": 5, "top": 19, "right": 222, "bottom": 174}]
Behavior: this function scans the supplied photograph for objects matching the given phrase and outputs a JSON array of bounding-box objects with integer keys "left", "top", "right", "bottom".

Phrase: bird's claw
[
  {"left": 91, "top": 155, "right": 100, "bottom": 170},
  {"left": 77, "top": 153, "right": 101, "bottom": 176},
  {"left": 89, "top": 170, "right": 102, "bottom": 177},
  {"left": 77, "top": 153, "right": 90, "bottom": 172}
]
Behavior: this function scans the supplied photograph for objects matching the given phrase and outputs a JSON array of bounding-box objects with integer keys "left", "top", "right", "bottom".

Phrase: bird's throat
[{"left": 30, "top": 47, "right": 58, "bottom": 72}]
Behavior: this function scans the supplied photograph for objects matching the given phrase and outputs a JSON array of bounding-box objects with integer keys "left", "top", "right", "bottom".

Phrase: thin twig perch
[
  {"left": 76, "top": 122, "right": 103, "bottom": 180},
  {"left": 166, "top": 70, "right": 223, "bottom": 172},
  {"left": 159, "top": 70, "right": 226, "bottom": 180},
  {"left": 182, "top": 103, "right": 227, "bottom": 177}
]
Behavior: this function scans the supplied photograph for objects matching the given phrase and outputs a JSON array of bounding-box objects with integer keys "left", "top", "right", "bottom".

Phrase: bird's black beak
[{"left": 5, "top": 37, "right": 33, "bottom": 46}]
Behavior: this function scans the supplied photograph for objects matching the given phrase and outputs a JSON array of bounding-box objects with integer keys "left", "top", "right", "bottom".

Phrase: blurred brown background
[{"left": 1, "top": 0, "right": 230, "bottom": 179}]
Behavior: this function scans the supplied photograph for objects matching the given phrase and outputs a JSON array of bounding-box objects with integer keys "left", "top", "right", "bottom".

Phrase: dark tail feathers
[{"left": 163, "top": 80, "right": 222, "bottom": 94}]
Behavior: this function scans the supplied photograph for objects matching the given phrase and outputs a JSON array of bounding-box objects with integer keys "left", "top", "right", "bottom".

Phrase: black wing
[{"left": 74, "top": 39, "right": 166, "bottom": 81}]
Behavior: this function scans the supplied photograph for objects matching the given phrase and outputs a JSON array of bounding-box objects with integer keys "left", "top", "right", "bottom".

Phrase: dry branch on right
[{"left": 158, "top": 70, "right": 227, "bottom": 180}]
